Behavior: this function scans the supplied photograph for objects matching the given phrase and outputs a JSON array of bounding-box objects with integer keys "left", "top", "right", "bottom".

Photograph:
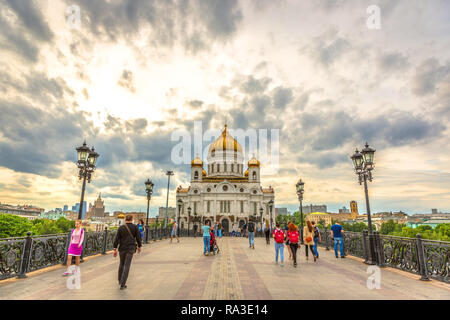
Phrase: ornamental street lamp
[
  {"left": 296, "top": 179, "right": 305, "bottom": 244},
  {"left": 164, "top": 170, "right": 174, "bottom": 227},
  {"left": 188, "top": 206, "right": 192, "bottom": 236},
  {"left": 351, "top": 142, "right": 376, "bottom": 265},
  {"left": 268, "top": 200, "right": 274, "bottom": 230},
  {"left": 75, "top": 142, "right": 99, "bottom": 220},
  {"left": 192, "top": 209, "right": 196, "bottom": 235},
  {"left": 145, "top": 179, "right": 154, "bottom": 241}
]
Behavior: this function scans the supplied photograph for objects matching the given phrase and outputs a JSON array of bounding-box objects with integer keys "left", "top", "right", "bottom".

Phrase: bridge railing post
[
  {"left": 144, "top": 226, "right": 149, "bottom": 244},
  {"left": 62, "top": 229, "right": 72, "bottom": 266},
  {"left": 102, "top": 227, "right": 108, "bottom": 255},
  {"left": 362, "top": 230, "right": 369, "bottom": 264},
  {"left": 324, "top": 229, "right": 330, "bottom": 251},
  {"left": 416, "top": 234, "right": 430, "bottom": 281},
  {"left": 17, "top": 232, "right": 32, "bottom": 279},
  {"left": 373, "top": 231, "right": 385, "bottom": 267}
]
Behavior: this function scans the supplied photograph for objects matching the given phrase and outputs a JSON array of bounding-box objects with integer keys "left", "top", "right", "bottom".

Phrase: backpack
[
  {"left": 274, "top": 229, "right": 285, "bottom": 243},
  {"left": 314, "top": 227, "right": 319, "bottom": 239},
  {"left": 248, "top": 222, "right": 255, "bottom": 232},
  {"left": 289, "top": 231, "right": 299, "bottom": 243}
]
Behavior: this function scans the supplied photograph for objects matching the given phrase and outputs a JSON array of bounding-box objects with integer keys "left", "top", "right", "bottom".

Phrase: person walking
[
  {"left": 285, "top": 221, "right": 293, "bottom": 260},
  {"left": 62, "top": 219, "right": 84, "bottom": 276},
  {"left": 113, "top": 215, "right": 142, "bottom": 290},
  {"left": 218, "top": 223, "right": 222, "bottom": 238},
  {"left": 303, "top": 221, "right": 317, "bottom": 262},
  {"left": 264, "top": 219, "right": 270, "bottom": 245},
  {"left": 311, "top": 221, "right": 321, "bottom": 258},
  {"left": 202, "top": 221, "right": 212, "bottom": 256},
  {"left": 193, "top": 223, "right": 198, "bottom": 238},
  {"left": 247, "top": 219, "right": 255, "bottom": 249},
  {"left": 287, "top": 223, "right": 300, "bottom": 267},
  {"left": 170, "top": 221, "right": 180, "bottom": 243},
  {"left": 137, "top": 219, "right": 145, "bottom": 242},
  {"left": 331, "top": 221, "right": 345, "bottom": 258},
  {"left": 272, "top": 223, "right": 285, "bottom": 266}
]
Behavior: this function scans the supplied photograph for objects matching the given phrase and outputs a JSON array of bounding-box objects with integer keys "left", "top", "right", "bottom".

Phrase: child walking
[{"left": 63, "top": 219, "right": 84, "bottom": 276}]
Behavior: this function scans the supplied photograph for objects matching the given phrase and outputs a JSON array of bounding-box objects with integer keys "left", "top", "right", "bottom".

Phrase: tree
[
  {"left": 0, "top": 214, "right": 33, "bottom": 238},
  {"left": 31, "top": 219, "right": 63, "bottom": 235},
  {"left": 55, "top": 217, "right": 75, "bottom": 233}
]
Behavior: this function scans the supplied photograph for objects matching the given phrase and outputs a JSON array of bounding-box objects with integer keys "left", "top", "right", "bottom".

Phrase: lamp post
[
  {"left": 268, "top": 200, "right": 274, "bottom": 230},
  {"left": 177, "top": 199, "right": 182, "bottom": 236},
  {"left": 296, "top": 179, "right": 305, "bottom": 244},
  {"left": 188, "top": 206, "right": 192, "bottom": 237},
  {"left": 164, "top": 170, "right": 174, "bottom": 227},
  {"left": 351, "top": 142, "right": 376, "bottom": 265},
  {"left": 75, "top": 142, "right": 99, "bottom": 220},
  {"left": 145, "top": 179, "right": 154, "bottom": 240}
]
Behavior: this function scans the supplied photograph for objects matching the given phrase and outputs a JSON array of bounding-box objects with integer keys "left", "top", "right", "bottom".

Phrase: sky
[{"left": 0, "top": 0, "right": 449, "bottom": 216}]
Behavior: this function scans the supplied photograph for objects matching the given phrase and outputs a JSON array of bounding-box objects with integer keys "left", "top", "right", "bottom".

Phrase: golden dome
[
  {"left": 202, "top": 169, "right": 207, "bottom": 176},
  {"left": 191, "top": 155, "right": 203, "bottom": 167},
  {"left": 117, "top": 213, "right": 125, "bottom": 219},
  {"left": 208, "top": 125, "right": 243, "bottom": 154},
  {"left": 248, "top": 156, "right": 260, "bottom": 167},
  {"left": 244, "top": 169, "right": 249, "bottom": 177}
]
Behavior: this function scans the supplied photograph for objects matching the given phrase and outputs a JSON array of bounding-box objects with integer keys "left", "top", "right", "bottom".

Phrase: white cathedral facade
[{"left": 176, "top": 125, "right": 275, "bottom": 233}]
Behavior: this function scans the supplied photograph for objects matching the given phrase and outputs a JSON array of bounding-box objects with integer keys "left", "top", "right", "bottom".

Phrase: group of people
[
  {"left": 271, "top": 220, "right": 346, "bottom": 267},
  {"left": 271, "top": 220, "right": 321, "bottom": 267},
  {"left": 63, "top": 215, "right": 143, "bottom": 290},
  {"left": 62, "top": 215, "right": 346, "bottom": 290}
]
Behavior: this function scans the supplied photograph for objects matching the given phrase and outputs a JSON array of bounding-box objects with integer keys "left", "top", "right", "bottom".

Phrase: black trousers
[
  {"left": 290, "top": 243, "right": 298, "bottom": 264},
  {"left": 118, "top": 250, "right": 134, "bottom": 286},
  {"left": 305, "top": 244, "right": 315, "bottom": 257},
  {"left": 265, "top": 230, "right": 270, "bottom": 244}
]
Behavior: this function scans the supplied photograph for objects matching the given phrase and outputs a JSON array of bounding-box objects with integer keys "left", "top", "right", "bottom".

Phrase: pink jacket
[{"left": 71, "top": 228, "right": 84, "bottom": 245}]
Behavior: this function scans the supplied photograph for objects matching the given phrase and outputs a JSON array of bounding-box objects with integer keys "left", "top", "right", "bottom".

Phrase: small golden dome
[
  {"left": 248, "top": 156, "right": 260, "bottom": 167},
  {"left": 244, "top": 169, "right": 249, "bottom": 177},
  {"left": 208, "top": 125, "right": 243, "bottom": 154},
  {"left": 117, "top": 213, "right": 125, "bottom": 219},
  {"left": 202, "top": 169, "right": 207, "bottom": 176},
  {"left": 191, "top": 155, "right": 203, "bottom": 167}
]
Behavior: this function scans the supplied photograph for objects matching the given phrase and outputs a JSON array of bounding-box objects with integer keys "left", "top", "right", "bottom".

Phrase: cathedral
[{"left": 176, "top": 125, "right": 275, "bottom": 233}]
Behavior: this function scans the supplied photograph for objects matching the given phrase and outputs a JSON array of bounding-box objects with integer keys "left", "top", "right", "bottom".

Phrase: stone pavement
[{"left": 0, "top": 237, "right": 449, "bottom": 300}]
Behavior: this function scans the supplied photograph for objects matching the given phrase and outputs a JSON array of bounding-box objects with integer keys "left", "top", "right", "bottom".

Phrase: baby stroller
[{"left": 209, "top": 231, "right": 220, "bottom": 255}]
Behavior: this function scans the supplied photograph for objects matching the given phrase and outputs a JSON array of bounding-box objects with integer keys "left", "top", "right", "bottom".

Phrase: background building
[
  {"left": 302, "top": 204, "right": 327, "bottom": 214},
  {"left": 176, "top": 125, "right": 275, "bottom": 233},
  {"left": 158, "top": 207, "right": 176, "bottom": 221}
]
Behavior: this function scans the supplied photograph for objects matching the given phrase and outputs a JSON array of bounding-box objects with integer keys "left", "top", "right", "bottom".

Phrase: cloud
[
  {"left": 117, "top": 70, "right": 136, "bottom": 93},
  {"left": 412, "top": 58, "right": 450, "bottom": 96},
  {"left": 72, "top": 0, "right": 243, "bottom": 54},
  {"left": 307, "top": 29, "right": 352, "bottom": 67},
  {"left": 5, "top": 0, "right": 53, "bottom": 42},
  {"left": 378, "top": 51, "right": 410, "bottom": 72}
]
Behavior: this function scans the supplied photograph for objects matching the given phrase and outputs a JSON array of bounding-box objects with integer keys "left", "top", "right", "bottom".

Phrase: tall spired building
[{"left": 176, "top": 125, "right": 275, "bottom": 233}]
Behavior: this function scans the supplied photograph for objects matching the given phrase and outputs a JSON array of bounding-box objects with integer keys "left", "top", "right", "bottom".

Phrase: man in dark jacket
[{"left": 113, "top": 215, "right": 142, "bottom": 290}]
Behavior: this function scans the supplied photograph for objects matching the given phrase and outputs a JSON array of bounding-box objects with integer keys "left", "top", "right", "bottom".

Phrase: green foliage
[
  {"left": 340, "top": 222, "right": 368, "bottom": 232},
  {"left": 0, "top": 214, "right": 76, "bottom": 238},
  {"left": 31, "top": 219, "right": 62, "bottom": 235},
  {"left": 55, "top": 217, "right": 75, "bottom": 233},
  {"left": 380, "top": 220, "right": 403, "bottom": 235},
  {"left": 0, "top": 213, "right": 33, "bottom": 238}
]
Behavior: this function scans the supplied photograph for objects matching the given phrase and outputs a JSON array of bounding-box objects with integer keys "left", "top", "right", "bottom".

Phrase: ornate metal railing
[
  {"left": 318, "top": 229, "right": 449, "bottom": 283},
  {"left": 1, "top": 226, "right": 170, "bottom": 281},
  {"left": 0, "top": 237, "right": 26, "bottom": 280}
]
